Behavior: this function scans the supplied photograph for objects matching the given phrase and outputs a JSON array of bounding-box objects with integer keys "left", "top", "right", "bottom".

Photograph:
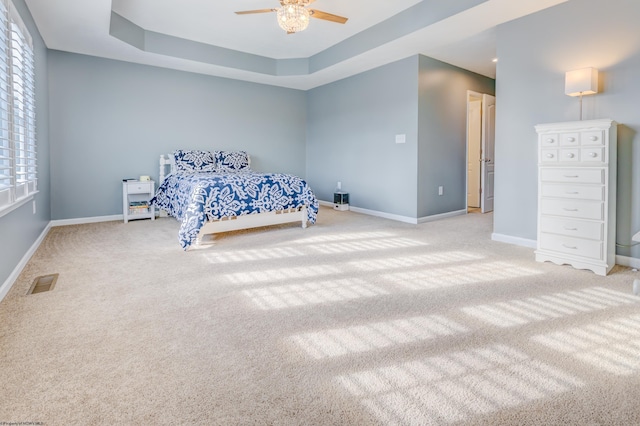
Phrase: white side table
[{"left": 122, "top": 180, "right": 155, "bottom": 223}]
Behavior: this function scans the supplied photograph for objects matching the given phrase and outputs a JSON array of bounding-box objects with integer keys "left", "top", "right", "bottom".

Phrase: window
[{"left": 0, "top": 0, "right": 36, "bottom": 215}]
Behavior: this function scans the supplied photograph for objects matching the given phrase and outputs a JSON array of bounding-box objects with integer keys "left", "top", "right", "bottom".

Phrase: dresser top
[{"left": 535, "top": 118, "right": 616, "bottom": 132}]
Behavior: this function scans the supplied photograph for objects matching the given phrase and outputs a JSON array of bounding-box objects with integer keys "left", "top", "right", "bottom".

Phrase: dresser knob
[
  {"left": 590, "top": 136, "right": 598, "bottom": 141},
  {"left": 589, "top": 152, "right": 597, "bottom": 158},
  {"left": 546, "top": 153, "right": 554, "bottom": 158},
  {"left": 547, "top": 138, "right": 555, "bottom": 143},
  {"left": 567, "top": 137, "right": 575, "bottom": 142},
  {"left": 567, "top": 153, "right": 575, "bottom": 158}
]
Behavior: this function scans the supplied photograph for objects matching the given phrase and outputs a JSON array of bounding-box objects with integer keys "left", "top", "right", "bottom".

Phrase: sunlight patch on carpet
[
  {"left": 292, "top": 231, "right": 399, "bottom": 244},
  {"left": 462, "top": 287, "right": 638, "bottom": 327},
  {"left": 290, "top": 315, "right": 469, "bottom": 359},
  {"left": 308, "top": 237, "right": 428, "bottom": 255},
  {"left": 532, "top": 314, "right": 640, "bottom": 375},
  {"left": 224, "top": 264, "right": 342, "bottom": 285},
  {"left": 242, "top": 278, "right": 388, "bottom": 310},
  {"left": 349, "top": 251, "right": 485, "bottom": 271},
  {"left": 383, "top": 261, "right": 541, "bottom": 291},
  {"left": 335, "top": 344, "right": 583, "bottom": 425},
  {"left": 202, "top": 246, "right": 304, "bottom": 264}
]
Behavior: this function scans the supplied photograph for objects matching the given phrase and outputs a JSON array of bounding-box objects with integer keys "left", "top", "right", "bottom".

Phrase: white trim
[
  {"left": 0, "top": 192, "right": 37, "bottom": 219},
  {"left": 0, "top": 220, "right": 50, "bottom": 302},
  {"left": 1, "top": 212, "right": 142, "bottom": 302},
  {"left": 491, "top": 232, "right": 537, "bottom": 248},
  {"left": 319, "top": 200, "right": 416, "bottom": 223},
  {"left": 346, "top": 205, "right": 417, "bottom": 224},
  {"left": 50, "top": 214, "right": 123, "bottom": 227},
  {"left": 417, "top": 209, "right": 467, "bottom": 224},
  {"left": 320, "top": 200, "right": 467, "bottom": 225},
  {"left": 615, "top": 255, "right": 640, "bottom": 270}
]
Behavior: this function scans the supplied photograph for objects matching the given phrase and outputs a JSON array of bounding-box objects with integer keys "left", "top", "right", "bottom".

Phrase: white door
[{"left": 481, "top": 94, "right": 496, "bottom": 213}]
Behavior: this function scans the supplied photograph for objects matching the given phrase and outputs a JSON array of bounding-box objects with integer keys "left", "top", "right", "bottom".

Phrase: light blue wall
[
  {"left": 0, "top": 0, "right": 49, "bottom": 290},
  {"left": 306, "top": 54, "right": 495, "bottom": 219},
  {"left": 306, "top": 56, "right": 419, "bottom": 217},
  {"left": 417, "top": 56, "right": 495, "bottom": 218},
  {"left": 48, "top": 51, "right": 307, "bottom": 220},
  {"left": 494, "top": 0, "right": 640, "bottom": 258}
]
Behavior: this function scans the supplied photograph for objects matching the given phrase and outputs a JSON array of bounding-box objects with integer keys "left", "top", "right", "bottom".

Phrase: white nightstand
[{"left": 122, "top": 180, "right": 155, "bottom": 223}]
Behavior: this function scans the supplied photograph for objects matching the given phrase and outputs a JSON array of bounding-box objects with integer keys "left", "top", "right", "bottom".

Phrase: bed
[{"left": 150, "top": 150, "right": 319, "bottom": 250}]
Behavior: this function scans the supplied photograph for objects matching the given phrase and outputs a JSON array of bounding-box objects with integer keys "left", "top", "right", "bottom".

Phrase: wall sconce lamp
[{"left": 565, "top": 67, "right": 599, "bottom": 120}]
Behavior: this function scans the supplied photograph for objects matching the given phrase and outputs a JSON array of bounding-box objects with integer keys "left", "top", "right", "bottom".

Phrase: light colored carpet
[{"left": 2, "top": 206, "right": 640, "bottom": 425}]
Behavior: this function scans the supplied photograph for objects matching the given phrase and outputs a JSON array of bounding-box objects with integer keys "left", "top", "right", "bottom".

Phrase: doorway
[{"left": 466, "top": 91, "right": 496, "bottom": 214}]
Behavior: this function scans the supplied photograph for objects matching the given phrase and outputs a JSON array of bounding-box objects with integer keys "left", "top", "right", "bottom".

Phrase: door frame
[
  {"left": 480, "top": 93, "right": 496, "bottom": 213},
  {"left": 465, "top": 90, "right": 484, "bottom": 213},
  {"left": 465, "top": 90, "right": 496, "bottom": 213}
]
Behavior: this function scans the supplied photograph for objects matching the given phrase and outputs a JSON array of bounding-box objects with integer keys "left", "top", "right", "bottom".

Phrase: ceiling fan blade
[
  {"left": 235, "top": 9, "right": 277, "bottom": 15},
  {"left": 309, "top": 9, "right": 348, "bottom": 24}
]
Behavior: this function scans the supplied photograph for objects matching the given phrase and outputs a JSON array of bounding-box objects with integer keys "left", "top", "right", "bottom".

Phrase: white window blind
[{"left": 0, "top": 0, "right": 35, "bottom": 212}]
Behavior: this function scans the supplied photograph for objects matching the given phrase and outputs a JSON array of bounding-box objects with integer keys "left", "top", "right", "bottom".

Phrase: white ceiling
[{"left": 23, "top": 0, "right": 569, "bottom": 90}]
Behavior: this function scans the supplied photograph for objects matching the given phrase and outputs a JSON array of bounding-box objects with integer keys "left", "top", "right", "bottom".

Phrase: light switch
[{"left": 395, "top": 134, "right": 406, "bottom": 144}]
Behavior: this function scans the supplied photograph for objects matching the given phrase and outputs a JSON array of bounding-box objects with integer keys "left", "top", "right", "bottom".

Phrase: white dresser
[{"left": 535, "top": 119, "right": 617, "bottom": 276}]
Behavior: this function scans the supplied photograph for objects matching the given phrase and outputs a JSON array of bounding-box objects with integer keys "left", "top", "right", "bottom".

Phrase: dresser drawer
[
  {"left": 540, "top": 133, "right": 559, "bottom": 147},
  {"left": 539, "top": 233, "right": 603, "bottom": 260},
  {"left": 581, "top": 130, "right": 605, "bottom": 146},
  {"left": 580, "top": 147, "right": 605, "bottom": 163},
  {"left": 540, "top": 198, "right": 603, "bottom": 220},
  {"left": 540, "top": 183, "right": 604, "bottom": 200},
  {"left": 540, "top": 149, "right": 558, "bottom": 163},
  {"left": 540, "top": 168, "right": 604, "bottom": 184},
  {"left": 559, "top": 149, "right": 579, "bottom": 162},
  {"left": 126, "top": 182, "right": 152, "bottom": 194},
  {"left": 560, "top": 133, "right": 579, "bottom": 147},
  {"left": 539, "top": 216, "right": 603, "bottom": 240}
]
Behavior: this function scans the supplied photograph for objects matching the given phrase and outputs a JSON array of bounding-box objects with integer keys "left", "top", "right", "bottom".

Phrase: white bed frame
[{"left": 158, "top": 154, "right": 308, "bottom": 246}]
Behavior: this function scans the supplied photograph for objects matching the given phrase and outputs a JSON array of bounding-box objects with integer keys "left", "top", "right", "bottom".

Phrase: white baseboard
[
  {"left": 492, "top": 236, "right": 640, "bottom": 269},
  {"left": 348, "top": 205, "right": 418, "bottom": 224},
  {"left": 319, "top": 200, "right": 416, "bottom": 223},
  {"left": 491, "top": 232, "right": 537, "bottom": 248},
  {"left": 615, "top": 255, "right": 640, "bottom": 270},
  {"left": 319, "top": 200, "right": 467, "bottom": 225},
  {"left": 491, "top": 233, "right": 640, "bottom": 268},
  {"left": 0, "top": 221, "right": 51, "bottom": 302},
  {"left": 1, "top": 213, "right": 128, "bottom": 302},
  {"left": 417, "top": 209, "right": 467, "bottom": 224},
  {"left": 50, "top": 214, "right": 123, "bottom": 227}
]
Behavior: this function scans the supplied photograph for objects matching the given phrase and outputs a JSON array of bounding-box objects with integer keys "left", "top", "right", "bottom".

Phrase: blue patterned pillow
[
  {"left": 216, "top": 150, "right": 251, "bottom": 173},
  {"left": 173, "top": 150, "right": 217, "bottom": 173}
]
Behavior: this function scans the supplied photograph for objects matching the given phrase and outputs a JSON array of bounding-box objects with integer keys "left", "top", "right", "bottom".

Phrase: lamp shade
[{"left": 565, "top": 67, "right": 599, "bottom": 97}]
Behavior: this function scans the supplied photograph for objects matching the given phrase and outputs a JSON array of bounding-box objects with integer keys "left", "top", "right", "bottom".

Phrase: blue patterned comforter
[{"left": 150, "top": 171, "right": 319, "bottom": 249}]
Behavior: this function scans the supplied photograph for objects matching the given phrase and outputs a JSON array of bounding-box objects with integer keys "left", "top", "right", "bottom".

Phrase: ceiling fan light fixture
[{"left": 276, "top": 4, "right": 310, "bottom": 33}]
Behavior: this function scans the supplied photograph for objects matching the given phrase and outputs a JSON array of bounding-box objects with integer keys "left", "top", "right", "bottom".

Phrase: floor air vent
[{"left": 28, "top": 273, "right": 58, "bottom": 295}]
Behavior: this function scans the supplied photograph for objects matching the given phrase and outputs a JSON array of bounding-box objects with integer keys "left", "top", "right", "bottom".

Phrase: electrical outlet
[
  {"left": 438, "top": 186, "right": 443, "bottom": 196},
  {"left": 395, "top": 134, "right": 406, "bottom": 144}
]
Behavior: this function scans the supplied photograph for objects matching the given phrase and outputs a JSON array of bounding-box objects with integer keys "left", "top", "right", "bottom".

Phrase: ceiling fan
[{"left": 235, "top": 0, "right": 348, "bottom": 34}]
